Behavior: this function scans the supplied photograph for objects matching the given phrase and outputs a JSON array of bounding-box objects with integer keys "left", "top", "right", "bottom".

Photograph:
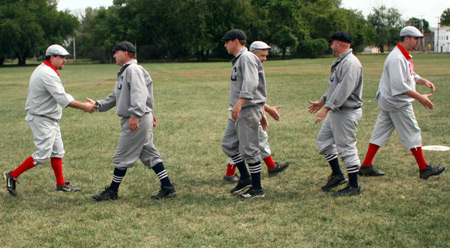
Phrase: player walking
[
  {"left": 3, "top": 44, "right": 97, "bottom": 196},
  {"left": 221, "top": 29, "right": 267, "bottom": 199},
  {"left": 359, "top": 26, "right": 446, "bottom": 179},
  {"left": 91, "top": 41, "right": 176, "bottom": 201},
  {"left": 223, "top": 41, "right": 289, "bottom": 183},
  {"left": 308, "top": 31, "right": 363, "bottom": 197}
]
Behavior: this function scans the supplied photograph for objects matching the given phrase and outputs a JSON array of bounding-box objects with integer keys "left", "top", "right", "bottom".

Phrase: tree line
[{"left": 1, "top": 0, "right": 449, "bottom": 65}]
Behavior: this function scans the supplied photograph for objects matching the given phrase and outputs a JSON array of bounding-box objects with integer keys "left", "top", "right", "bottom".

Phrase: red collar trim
[
  {"left": 44, "top": 60, "right": 60, "bottom": 76},
  {"left": 396, "top": 43, "right": 412, "bottom": 60}
]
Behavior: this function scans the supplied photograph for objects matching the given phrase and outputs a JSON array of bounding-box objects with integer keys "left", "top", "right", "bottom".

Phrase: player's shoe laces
[
  {"left": 56, "top": 182, "right": 81, "bottom": 192},
  {"left": 230, "top": 178, "right": 251, "bottom": 195},
  {"left": 321, "top": 173, "right": 347, "bottom": 191},
  {"left": 151, "top": 185, "right": 176, "bottom": 200},
  {"left": 359, "top": 165, "right": 385, "bottom": 176},
  {"left": 3, "top": 171, "right": 19, "bottom": 196},
  {"left": 333, "top": 185, "right": 361, "bottom": 197},
  {"left": 223, "top": 174, "right": 240, "bottom": 183},
  {"left": 268, "top": 161, "right": 290, "bottom": 177},
  {"left": 419, "top": 164, "right": 446, "bottom": 179},
  {"left": 93, "top": 187, "right": 118, "bottom": 201},
  {"left": 239, "top": 187, "right": 265, "bottom": 199}
]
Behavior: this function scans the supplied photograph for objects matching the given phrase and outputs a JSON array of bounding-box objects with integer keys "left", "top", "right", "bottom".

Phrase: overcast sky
[{"left": 57, "top": 0, "right": 446, "bottom": 27}]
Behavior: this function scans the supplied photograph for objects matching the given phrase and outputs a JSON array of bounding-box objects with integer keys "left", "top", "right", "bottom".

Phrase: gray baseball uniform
[
  {"left": 369, "top": 44, "right": 422, "bottom": 149},
  {"left": 221, "top": 47, "right": 266, "bottom": 164},
  {"left": 316, "top": 49, "right": 363, "bottom": 169},
  {"left": 96, "top": 59, "right": 162, "bottom": 169},
  {"left": 25, "top": 61, "right": 75, "bottom": 164}
]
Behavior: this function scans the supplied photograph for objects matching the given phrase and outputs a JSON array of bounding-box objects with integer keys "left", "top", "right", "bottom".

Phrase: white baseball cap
[
  {"left": 45, "top": 44, "right": 70, "bottom": 56},
  {"left": 400, "top": 26, "right": 424, "bottom": 38},
  {"left": 250, "top": 41, "right": 271, "bottom": 51}
]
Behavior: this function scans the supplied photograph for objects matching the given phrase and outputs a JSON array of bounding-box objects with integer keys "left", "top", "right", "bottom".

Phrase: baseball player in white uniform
[
  {"left": 221, "top": 29, "right": 267, "bottom": 199},
  {"left": 91, "top": 41, "right": 176, "bottom": 201},
  {"left": 223, "top": 41, "right": 289, "bottom": 183},
  {"left": 308, "top": 31, "right": 363, "bottom": 197},
  {"left": 359, "top": 26, "right": 446, "bottom": 179},
  {"left": 3, "top": 44, "right": 97, "bottom": 196}
]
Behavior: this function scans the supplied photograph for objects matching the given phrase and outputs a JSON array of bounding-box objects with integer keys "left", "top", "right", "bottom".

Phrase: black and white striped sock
[
  {"left": 248, "top": 161, "right": 262, "bottom": 189},
  {"left": 152, "top": 162, "right": 172, "bottom": 187},
  {"left": 325, "top": 154, "right": 342, "bottom": 176},
  {"left": 109, "top": 168, "right": 127, "bottom": 192}
]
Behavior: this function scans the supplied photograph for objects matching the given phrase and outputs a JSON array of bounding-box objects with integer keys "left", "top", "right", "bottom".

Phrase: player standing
[{"left": 359, "top": 26, "right": 446, "bottom": 179}]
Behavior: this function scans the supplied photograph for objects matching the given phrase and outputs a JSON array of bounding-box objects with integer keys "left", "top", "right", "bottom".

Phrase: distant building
[{"left": 432, "top": 26, "right": 450, "bottom": 52}]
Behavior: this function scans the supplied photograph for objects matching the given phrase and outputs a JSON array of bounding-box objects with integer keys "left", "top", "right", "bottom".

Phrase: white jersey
[
  {"left": 376, "top": 44, "right": 422, "bottom": 111},
  {"left": 25, "top": 62, "right": 74, "bottom": 120}
]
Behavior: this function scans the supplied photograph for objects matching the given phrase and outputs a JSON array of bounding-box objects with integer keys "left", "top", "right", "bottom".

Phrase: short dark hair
[
  {"left": 400, "top": 36, "right": 406, "bottom": 42},
  {"left": 239, "top": 40, "right": 246, "bottom": 46},
  {"left": 127, "top": 52, "right": 136, "bottom": 59},
  {"left": 45, "top": 56, "right": 51, "bottom": 61}
]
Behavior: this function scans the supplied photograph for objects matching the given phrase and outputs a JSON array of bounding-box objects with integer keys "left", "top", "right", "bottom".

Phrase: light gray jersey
[
  {"left": 229, "top": 47, "right": 266, "bottom": 108},
  {"left": 320, "top": 49, "right": 363, "bottom": 112},
  {"left": 97, "top": 60, "right": 153, "bottom": 118},
  {"left": 376, "top": 45, "right": 421, "bottom": 111},
  {"left": 25, "top": 63, "right": 74, "bottom": 120}
]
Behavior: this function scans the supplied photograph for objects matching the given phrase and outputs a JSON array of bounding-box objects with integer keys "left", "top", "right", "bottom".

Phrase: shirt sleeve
[
  {"left": 238, "top": 54, "right": 259, "bottom": 100},
  {"left": 97, "top": 91, "right": 117, "bottom": 112},
  {"left": 43, "top": 73, "right": 74, "bottom": 108},
  {"left": 127, "top": 65, "right": 148, "bottom": 118}
]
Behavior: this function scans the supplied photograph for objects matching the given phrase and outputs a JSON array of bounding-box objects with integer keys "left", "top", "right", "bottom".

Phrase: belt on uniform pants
[{"left": 338, "top": 106, "right": 361, "bottom": 110}]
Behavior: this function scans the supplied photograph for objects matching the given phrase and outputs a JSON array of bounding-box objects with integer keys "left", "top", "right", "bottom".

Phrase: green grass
[{"left": 1, "top": 53, "right": 450, "bottom": 247}]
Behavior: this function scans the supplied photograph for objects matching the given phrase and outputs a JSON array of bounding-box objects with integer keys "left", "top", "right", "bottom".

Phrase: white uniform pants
[
  {"left": 26, "top": 114, "right": 65, "bottom": 165},
  {"left": 113, "top": 113, "right": 163, "bottom": 170},
  {"left": 369, "top": 105, "right": 422, "bottom": 149},
  {"left": 316, "top": 108, "right": 362, "bottom": 167}
]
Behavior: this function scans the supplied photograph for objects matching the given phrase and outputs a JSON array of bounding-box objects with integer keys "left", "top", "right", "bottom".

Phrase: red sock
[
  {"left": 263, "top": 156, "right": 276, "bottom": 169},
  {"left": 410, "top": 147, "right": 427, "bottom": 170},
  {"left": 11, "top": 156, "right": 36, "bottom": 178},
  {"left": 226, "top": 163, "right": 237, "bottom": 176},
  {"left": 362, "top": 143, "right": 380, "bottom": 166},
  {"left": 51, "top": 158, "right": 66, "bottom": 187}
]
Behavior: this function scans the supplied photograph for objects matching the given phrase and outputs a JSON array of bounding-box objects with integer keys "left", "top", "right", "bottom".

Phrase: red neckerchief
[
  {"left": 44, "top": 60, "right": 60, "bottom": 76},
  {"left": 396, "top": 43, "right": 414, "bottom": 77}
]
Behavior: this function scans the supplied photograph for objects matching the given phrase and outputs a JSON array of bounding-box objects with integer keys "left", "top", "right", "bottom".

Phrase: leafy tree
[
  {"left": 406, "top": 17, "right": 431, "bottom": 33},
  {"left": 0, "top": 0, "right": 78, "bottom": 65},
  {"left": 368, "top": 5, "right": 403, "bottom": 53},
  {"left": 441, "top": 8, "right": 450, "bottom": 26}
]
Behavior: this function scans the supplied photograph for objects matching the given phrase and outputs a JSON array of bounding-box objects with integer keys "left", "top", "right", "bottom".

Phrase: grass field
[{"left": 1, "top": 53, "right": 449, "bottom": 247}]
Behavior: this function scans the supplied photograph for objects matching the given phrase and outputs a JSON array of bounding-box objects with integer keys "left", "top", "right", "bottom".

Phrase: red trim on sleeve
[{"left": 43, "top": 60, "right": 60, "bottom": 76}]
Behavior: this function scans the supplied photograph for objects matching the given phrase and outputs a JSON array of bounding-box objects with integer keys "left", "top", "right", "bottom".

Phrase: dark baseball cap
[
  {"left": 112, "top": 41, "right": 136, "bottom": 53},
  {"left": 222, "top": 29, "right": 246, "bottom": 42},
  {"left": 328, "top": 31, "right": 352, "bottom": 44}
]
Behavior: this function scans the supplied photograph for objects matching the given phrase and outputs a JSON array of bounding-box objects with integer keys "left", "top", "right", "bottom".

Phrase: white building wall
[{"left": 434, "top": 26, "right": 450, "bottom": 52}]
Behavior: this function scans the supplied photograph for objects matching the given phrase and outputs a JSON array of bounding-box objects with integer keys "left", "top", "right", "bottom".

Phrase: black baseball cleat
[
  {"left": 333, "top": 185, "right": 361, "bottom": 197},
  {"left": 268, "top": 161, "right": 290, "bottom": 177},
  {"left": 321, "top": 174, "right": 348, "bottom": 191},
  {"left": 56, "top": 182, "right": 81, "bottom": 192},
  {"left": 419, "top": 164, "right": 446, "bottom": 180},
  {"left": 223, "top": 174, "right": 240, "bottom": 183},
  {"left": 3, "top": 171, "right": 19, "bottom": 196},
  {"left": 151, "top": 185, "right": 176, "bottom": 200},
  {"left": 359, "top": 165, "right": 385, "bottom": 176},
  {"left": 230, "top": 178, "right": 252, "bottom": 195},
  {"left": 93, "top": 187, "right": 118, "bottom": 201},
  {"left": 239, "top": 187, "right": 265, "bottom": 199}
]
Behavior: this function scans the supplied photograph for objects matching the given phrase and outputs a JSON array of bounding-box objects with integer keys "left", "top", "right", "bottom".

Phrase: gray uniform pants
[
  {"left": 113, "top": 113, "right": 163, "bottom": 170},
  {"left": 222, "top": 105, "right": 264, "bottom": 164},
  {"left": 227, "top": 123, "right": 271, "bottom": 164},
  {"left": 26, "top": 114, "right": 65, "bottom": 165},
  {"left": 369, "top": 105, "right": 421, "bottom": 149},
  {"left": 316, "top": 108, "right": 362, "bottom": 167}
]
